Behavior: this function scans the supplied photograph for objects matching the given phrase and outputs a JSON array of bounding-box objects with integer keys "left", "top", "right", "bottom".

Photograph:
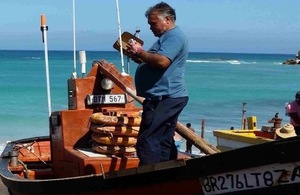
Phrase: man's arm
[
  {"left": 127, "top": 41, "right": 171, "bottom": 69},
  {"left": 137, "top": 50, "right": 170, "bottom": 69}
]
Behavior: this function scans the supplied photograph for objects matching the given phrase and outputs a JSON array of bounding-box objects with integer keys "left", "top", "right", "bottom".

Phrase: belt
[{"left": 146, "top": 95, "right": 169, "bottom": 101}]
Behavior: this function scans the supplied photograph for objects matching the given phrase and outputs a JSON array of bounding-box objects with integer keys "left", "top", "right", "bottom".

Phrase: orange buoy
[
  {"left": 90, "top": 124, "right": 139, "bottom": 137},
  {"left": 90, "top": 113, "right": 141, "bottom": 126},
  {"left": 92, "top": 142, "right": 136, "bottom": 156},
  {"left": 91, "top": 132, "right": 137, "bottom": 146}
]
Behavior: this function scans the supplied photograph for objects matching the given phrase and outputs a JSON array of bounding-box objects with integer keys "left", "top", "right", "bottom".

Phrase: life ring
[
  {"left": 90, "top": 112, "right": 141, "bottom": 126},
  {"left": 91, "top": 132, "right": 137, "bottom": 146},
  {"left": 92, "top": 142, "right": 136, "bottom": 156},
  {"left": 90, "top": 124, "right": 139, "bottom": 137}
]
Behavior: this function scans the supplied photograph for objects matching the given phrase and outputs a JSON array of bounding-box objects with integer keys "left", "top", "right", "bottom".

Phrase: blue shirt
[{"left": 135, "top": 26, "right": 189, "bottom": 99}]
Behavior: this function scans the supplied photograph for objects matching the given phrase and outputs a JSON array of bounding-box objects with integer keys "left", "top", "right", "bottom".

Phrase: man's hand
[
  {"left": 126, "top": 39, "right": 144, "bottom": 64},
  {"left": 127, "top": 39, "right": 143, "bottom": 56}
]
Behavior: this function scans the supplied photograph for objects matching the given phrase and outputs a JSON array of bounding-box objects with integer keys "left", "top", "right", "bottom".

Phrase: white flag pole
[
  {"left": 40, "top": 14, "right": 52, "bottom": 117},
  {"left": 72, "top": 0, "right": 77, "bottom": 78},
  {"left": 115, "top": 0, "right": 127, "bottom": 75}
]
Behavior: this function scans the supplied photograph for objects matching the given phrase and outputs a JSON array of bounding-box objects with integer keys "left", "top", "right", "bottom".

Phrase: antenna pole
[
  {"left": 40, "top": 14, "right": 52, "bottom": 117},
  {"left": 72, "top": 0, "right": 77, "bottom": 78},
  {"left": 115, "top": 0, "right": 126, "bottom": 75}
]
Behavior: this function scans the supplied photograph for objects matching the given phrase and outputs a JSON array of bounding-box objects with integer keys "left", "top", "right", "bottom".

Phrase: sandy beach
[{"left": 0, "top": 180, "right": 9, "bottom": 195}]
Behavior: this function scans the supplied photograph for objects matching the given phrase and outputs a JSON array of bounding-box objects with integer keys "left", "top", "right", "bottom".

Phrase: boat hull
[
  {"left": 213, "top": 129, "right": 274, "bottom": 151},
  {"left": 2, "top": 135, "right": 300, "bottom": 195}
]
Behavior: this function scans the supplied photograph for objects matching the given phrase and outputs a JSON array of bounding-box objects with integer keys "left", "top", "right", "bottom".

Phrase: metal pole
[
  {"left": 115, "top": 0, "right": 126, "bottom": 75},
  {"left": 72, "top": 0, "right": 77, "bottom": 78},
  {"left": 40, "top": 14, "right": 52, "bottom": 117}
]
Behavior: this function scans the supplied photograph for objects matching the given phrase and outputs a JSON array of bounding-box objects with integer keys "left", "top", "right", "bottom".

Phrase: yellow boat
[
  {"left": 213, "top": 107, "right": 282, "bottom": 151},
  {"left": 213, "top": 129, "right": 274, "bottom": 152}
]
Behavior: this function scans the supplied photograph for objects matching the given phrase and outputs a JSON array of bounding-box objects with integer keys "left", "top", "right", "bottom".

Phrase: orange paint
[{"left": 41, "top": 14, "right": 46, "bottom": 26}]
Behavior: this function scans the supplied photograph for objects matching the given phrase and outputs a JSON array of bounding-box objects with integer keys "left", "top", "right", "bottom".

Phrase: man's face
[{"left": 147, "top": 12, "right": 168, "bottom": 37}]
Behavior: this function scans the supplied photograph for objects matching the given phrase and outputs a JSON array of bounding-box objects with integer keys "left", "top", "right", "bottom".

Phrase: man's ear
[{"left": 165, "top": 16, "right": 172, "bottom": 24}]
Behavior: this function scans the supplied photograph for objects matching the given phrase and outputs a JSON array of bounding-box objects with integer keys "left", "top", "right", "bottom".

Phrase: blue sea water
[{"left": 0, "top": 50, "right": 299, "bottom": 153}]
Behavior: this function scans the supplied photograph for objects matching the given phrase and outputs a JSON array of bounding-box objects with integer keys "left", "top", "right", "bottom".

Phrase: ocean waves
[
  {"left": 187, "top": 59, "right": 256, "bottom": 65},
  {"left": 0, "top": 50, "right": 298, "bottom": 151}
]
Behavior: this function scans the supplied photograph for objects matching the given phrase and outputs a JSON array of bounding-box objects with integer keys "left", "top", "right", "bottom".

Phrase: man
[
  {"left": 127, "top": 2, "right": 189, "bottom": 165},
  {"left": 185, "top": 123, "right": 195, "bottom": 153},
  {"left": 286, "top": 91, "right": 300, "bottom": 135}
]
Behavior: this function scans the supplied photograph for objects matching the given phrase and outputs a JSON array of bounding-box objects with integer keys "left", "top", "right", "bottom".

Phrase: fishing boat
[
  {"left": 213, "top": 103, "right": 283, "bottom": 151},
  {"left": 213, "top": 128, "right": 274, "bottom": 152},
  {"left": 2, "top": 58, "right": 300, "bottom": 195}
]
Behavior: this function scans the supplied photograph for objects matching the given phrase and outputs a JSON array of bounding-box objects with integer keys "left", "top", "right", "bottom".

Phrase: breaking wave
[{"left": 187, "top": 59, "right": 256, "bottom": 65}]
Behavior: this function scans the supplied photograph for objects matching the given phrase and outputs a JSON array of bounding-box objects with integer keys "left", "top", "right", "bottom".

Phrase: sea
[{"left": 0, "top": 50, "right": 299, "bottom": 154}]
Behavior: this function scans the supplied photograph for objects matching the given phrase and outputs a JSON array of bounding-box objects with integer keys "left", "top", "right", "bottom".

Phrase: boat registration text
[
  {"left": 199, "top": 162, "right": 300, "bottom": 195},
  {"left": 86, "top": 94, "right": 126, "bottom": 105}
]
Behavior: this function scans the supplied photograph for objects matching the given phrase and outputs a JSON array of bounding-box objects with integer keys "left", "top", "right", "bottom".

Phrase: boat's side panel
[
  {"left": 2, "top": 153, "right": 204, "bottom": 195},
  {"left": 51, "top": 109, "right": 94, "bottom": 177},
  {"left": 216, "top": 137, "right": 253, "bottom": 151},
  {"left": 6, "top": 177, "right": 204, "bottom": 195},
  {"left": 213, "top": 130, "right": 274, "bottom": 151},
  {"left": 199, "top": 161, "right": 300, "bottom": 195},
  {"left": 2, "top": 136, "right": 300, "bottom": 195},
  {"left": 63, "top": 147, "right": 139, "bottom": 175},
  {"left": 214, "top": 130, "right": 273, "bottom": 143}
]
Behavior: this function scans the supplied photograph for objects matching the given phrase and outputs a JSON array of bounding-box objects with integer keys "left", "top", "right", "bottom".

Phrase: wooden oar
[{"left": 95, "top": 60, "right": 220, "bottom": 154}]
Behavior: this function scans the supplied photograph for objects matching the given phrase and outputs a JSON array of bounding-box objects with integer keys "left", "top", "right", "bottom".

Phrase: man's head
[
  {"left": 186, "top": 123, "right": 191, "bottom": 128},
  {"left": 295, "top": 91, "right": 300, "bottom": 103},
  {"left": 145, "top": 2, "right": 176, "bottom": 37}
]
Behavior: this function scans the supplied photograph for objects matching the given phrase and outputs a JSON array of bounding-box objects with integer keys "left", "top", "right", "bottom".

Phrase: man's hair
[
  {"left": 145, "top": 2, "right": 176, "bottom": 21},
  {"left": 186, "top": 123, "right": 191, "bottom": 127},
  {"left": 296, "top": 91, "right": 300, "bottom": 101}
]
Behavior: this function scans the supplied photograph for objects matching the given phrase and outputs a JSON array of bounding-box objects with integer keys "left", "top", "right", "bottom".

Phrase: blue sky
[{"left": 0, "top": 0, "right": 299, "bottom": 54}]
